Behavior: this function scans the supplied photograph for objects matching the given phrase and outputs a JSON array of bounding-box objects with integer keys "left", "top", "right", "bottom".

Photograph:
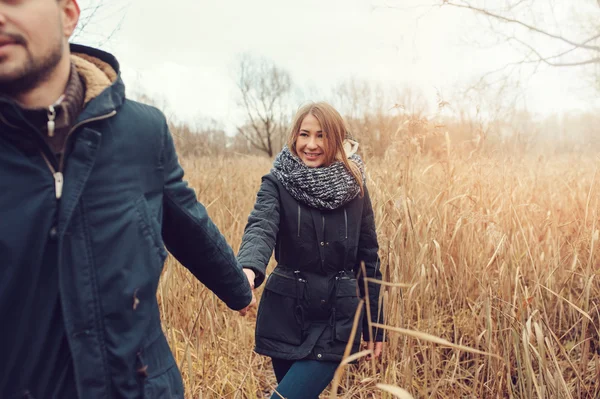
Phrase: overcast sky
[{"left": 75, "top": 0, "right": 600, "bottom": 130}]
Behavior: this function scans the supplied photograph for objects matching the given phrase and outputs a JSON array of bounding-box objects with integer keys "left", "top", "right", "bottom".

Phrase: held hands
[
  {"left": 237, "top": 267, "right": 384, "bottom": 359},
  {"left": 238, "top": 268, "right": 257, "bottom": 316},
  {"left": 242, "top": 268, "right": 256, "bottom": 289},
  {"left": 365, "top": 341, "right": 384, "bottom": 360},
  {"left": 237, "top": 267, "right": 384, "bottom": 360}
]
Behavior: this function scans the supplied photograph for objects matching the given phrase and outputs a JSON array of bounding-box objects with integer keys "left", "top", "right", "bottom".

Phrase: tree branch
[
  {"left": 511, "top": 36, "right": 600, "bottom": 67},
  {"left": 444, "top": 1, "right": 600, "bottom": 52}
]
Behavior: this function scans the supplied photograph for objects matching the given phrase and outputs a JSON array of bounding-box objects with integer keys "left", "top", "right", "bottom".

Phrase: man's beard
[{"left": 0, "top": 34, "right": 65, "bottom": 100}]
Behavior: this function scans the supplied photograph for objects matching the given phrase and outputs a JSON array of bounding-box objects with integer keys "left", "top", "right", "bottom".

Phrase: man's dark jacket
[
  {"left": 238, "top": 173, "right": 384, "bottom": 362},
  {"left": 0, "top": 44, "right": 252, "bottom": 398}
]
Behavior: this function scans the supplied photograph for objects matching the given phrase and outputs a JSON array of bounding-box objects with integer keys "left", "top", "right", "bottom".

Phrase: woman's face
[{"left": 296, "top": 113, "right": 325, "bottom": 168}]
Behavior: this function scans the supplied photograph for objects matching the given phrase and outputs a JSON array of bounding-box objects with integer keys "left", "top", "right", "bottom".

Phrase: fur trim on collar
[
  {"left": 71, "top": 53, "right": 117, "bottom": 105},
  {"left": 343, "top": 139, "right": 359, "bottom": 158}
]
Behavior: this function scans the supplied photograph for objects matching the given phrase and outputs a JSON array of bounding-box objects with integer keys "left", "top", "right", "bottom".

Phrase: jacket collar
[{"left": 69, "top": 43, "right": 125, "bottom": 122}]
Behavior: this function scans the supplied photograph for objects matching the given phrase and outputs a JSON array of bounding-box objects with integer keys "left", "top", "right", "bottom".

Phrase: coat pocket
[
  {"left": 140, "top": 331, "right": 184, "bottom": 399},
  {"left": 255, "top": 271, "right": 305, "bottom": 345},
  {"left": 334, "top": 277, "right": 362, "bottom": 344},
  {"left": 134, "top": 195, "right": 168, "bottom": 262}
]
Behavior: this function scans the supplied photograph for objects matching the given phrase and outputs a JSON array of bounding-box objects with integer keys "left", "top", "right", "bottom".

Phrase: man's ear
[{"left": 62, "top": 0, "right": 81, "bottom": 39}]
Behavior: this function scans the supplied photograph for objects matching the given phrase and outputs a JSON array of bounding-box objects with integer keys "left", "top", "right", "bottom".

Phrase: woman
[{"left": 238, "top": 102, "right": 385, "bottom": 399}]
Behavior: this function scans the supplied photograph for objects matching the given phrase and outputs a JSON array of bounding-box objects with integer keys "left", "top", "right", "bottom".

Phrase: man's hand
[
  {"left": 366, "top": 341, "right": 384, "bottom": 359},
  {"left": 238, "top": 291, "right": 256, "bottom": 316},
  {"left": 239, "top": 268, "right": 257, "bottom": 316}
]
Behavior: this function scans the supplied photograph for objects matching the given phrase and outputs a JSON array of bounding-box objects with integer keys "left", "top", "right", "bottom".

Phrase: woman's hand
[
  {"left": 366, "top": 341, "right": 384, "bottom": 359},
  {"left": 242, "top": 268, "right": 256, "bottom": 289}
]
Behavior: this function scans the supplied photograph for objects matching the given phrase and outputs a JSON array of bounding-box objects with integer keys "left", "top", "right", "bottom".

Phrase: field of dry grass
[{"left": 157, "top": 149, "right": 600, "bottom": 398}]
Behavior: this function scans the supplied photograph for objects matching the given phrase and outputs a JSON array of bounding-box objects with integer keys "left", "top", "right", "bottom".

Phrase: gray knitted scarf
[{"left": 271, "top": 146, "right": 365, "bottom": 210}]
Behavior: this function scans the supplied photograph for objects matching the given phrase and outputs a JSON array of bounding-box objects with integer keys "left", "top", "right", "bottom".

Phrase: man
[{"left": 0, "top": 1, "right": 256, "bottom": 398}]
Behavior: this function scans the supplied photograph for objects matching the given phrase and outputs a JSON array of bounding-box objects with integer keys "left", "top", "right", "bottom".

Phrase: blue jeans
[{"left": 270, "top": 358, "right": 339, "bottom": 399}]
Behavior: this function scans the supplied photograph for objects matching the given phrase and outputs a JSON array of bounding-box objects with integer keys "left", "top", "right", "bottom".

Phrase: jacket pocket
[
  {"left": 140, "top": 331, "right": 184, "bottom": 399},
  {"left": 134, "top": 195, "right": 168, "bottom": 262},
  {"left": 334, "top": 277, "right": 362, "bottom": 344},
  {"left": 256, "top": 271, "right": 304, "bottom": 345}
]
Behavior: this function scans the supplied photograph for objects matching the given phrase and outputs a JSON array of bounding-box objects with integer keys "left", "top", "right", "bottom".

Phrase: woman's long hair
[{"left": 287, "top": 102, "right": 364, "bottom": 196}]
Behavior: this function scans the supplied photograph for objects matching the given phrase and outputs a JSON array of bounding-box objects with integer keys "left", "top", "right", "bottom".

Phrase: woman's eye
[{"left": 299, "top": 133, "right": 308, "bottom": 137}]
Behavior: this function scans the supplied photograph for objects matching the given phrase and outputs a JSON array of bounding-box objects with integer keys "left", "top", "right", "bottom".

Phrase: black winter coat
[{"left": 238, "top": 173, "right": 384, "bottom": 362}]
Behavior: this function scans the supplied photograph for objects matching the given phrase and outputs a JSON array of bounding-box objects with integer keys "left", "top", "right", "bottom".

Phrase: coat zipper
[
  {"left": 46, "top": 95, "right": 64, "bottom": 138},
  {"left": 40, "top": 154, "right": 64, "bottom": 199},
  {"left": 40, "top": 110, "right": 117, "bottom": 199},
  {"left": 47, "top": 105, "right": 56, "bottom": 137},
  {"left": 297, "top": 203, "right": 301, "bottom": 237},
  {"left": 344, "top": 208, "right": 348, "bottom": 239},
  {"left": 321, "top": 214, "right": 326, "bottom": 271}
]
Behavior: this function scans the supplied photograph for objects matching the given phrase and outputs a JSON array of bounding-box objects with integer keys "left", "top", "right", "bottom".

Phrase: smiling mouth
[
  {"left": 0, "top": 34, "right": 24, "bottom": 47},
  {"left": 304, "top": 152, "right": 322, "bottom": 158}
]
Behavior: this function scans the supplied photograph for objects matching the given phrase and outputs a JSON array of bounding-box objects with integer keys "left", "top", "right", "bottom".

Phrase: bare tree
[
  {"left": 170, "top": 118, "right": 229, "bottom": 158},
  {"left": 235, "top": 55, "right": 293, "bottom": 157},
  {"left": 72, "top": 0, "right": 131, "bottom": 46},
  {"left": 439, "top": 1, "right": 600, "bottom": 88}
]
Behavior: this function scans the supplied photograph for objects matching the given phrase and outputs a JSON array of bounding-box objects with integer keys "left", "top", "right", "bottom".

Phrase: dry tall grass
[{"left": 157, "top": 150, "right": 600, "bottom": 398}]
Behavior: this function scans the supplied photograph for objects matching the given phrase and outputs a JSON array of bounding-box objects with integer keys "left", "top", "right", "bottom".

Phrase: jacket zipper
[
  {"left": 40, "top": 154, "right": 64, "bottom": 199},
  {"left": 321, "top": 214, "right": 326, "bottom": 271},
  {"left": 297, "top": 203, "right": 301, "bottom": 237},
  {"left": 46, "top": 95, "right": 64, "bottom": 138},
  {"left": 47, "top": 105, "right": 56, "bottom": 137},
  {"left": 344, "top": 208, "right": 348, "bottom": 239},
  {"left": 40, "top": 110, "right": 117, "bottom": 199}
]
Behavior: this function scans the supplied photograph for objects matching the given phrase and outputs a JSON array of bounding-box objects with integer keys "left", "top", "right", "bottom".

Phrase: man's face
[{"left": 0, "top": 0, "right": 77, "bottom": 95}]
